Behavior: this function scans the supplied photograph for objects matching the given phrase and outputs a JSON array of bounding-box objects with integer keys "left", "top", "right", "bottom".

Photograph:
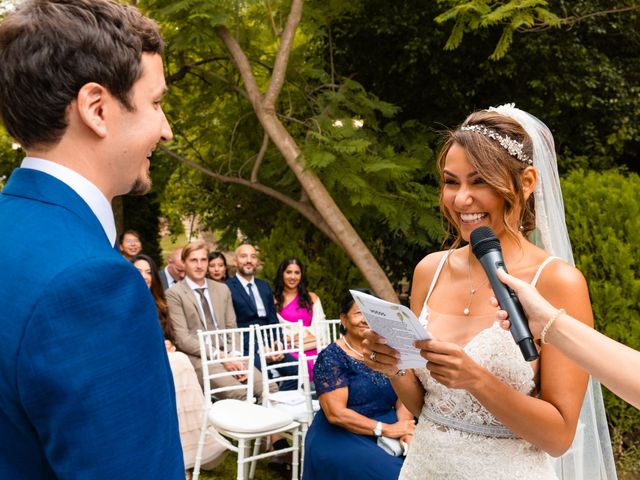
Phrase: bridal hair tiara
[{"left": 460, "top": 124, "right": 533, "bottom": 165}]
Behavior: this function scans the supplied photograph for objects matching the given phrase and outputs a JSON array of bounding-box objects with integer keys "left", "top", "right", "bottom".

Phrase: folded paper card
[{"left": 350, "top": 289, "right": 431, "bottom": 369}]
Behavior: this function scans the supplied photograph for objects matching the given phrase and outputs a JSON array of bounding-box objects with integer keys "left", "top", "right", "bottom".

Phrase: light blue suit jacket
[{"left": 0, "top": 168, "right": 184, "bottom": 479}]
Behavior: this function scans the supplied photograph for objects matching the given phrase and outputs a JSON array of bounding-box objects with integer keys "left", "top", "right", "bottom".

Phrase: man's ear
[{"left": 76, "top": 82, "right": 110, "bottom": 138}]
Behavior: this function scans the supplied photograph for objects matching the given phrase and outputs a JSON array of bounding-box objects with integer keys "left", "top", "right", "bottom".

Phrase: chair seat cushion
[{"left": 208, "top": 399, "right": 294, "bottom": 433}]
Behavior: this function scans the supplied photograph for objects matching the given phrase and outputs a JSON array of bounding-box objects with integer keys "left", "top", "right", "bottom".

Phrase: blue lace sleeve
[{"left": 313, "top": 343, "right": 350, "bottom": 396}]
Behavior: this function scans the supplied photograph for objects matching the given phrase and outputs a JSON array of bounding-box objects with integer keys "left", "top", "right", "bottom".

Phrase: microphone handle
[{"left": 477, "top": 250, "right": 539, "bottom": 362}]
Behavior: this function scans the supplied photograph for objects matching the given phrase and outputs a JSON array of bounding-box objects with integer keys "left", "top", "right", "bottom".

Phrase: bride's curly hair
[{"left": 437, "top": 110, "right": 536, "bottom": 249}]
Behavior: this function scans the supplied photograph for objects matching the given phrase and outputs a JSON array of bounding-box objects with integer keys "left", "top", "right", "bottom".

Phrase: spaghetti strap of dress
[
  {"left": 418, "top": 250, "right": 453, "bottom": 325},
  {"left": 530, "top": 256, "right": 559, "bottom": 287}
]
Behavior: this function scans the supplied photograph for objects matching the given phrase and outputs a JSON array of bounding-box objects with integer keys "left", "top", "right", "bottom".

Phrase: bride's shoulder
[
  {"left": 414, "top": 249, "right": 453, "bottom": 277},
  {"left": 538, "top": 257, "right": 586, "bottom": 290}
]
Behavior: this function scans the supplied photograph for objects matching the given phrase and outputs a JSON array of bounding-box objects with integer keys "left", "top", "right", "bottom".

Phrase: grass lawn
[{"left": 197, "top": 451, "right": 288, "bottom": 479}]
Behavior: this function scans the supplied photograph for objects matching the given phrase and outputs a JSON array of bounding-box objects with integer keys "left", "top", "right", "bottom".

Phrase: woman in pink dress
[{"left": 274, "top": 258, "right": 325, "bottom": 381}]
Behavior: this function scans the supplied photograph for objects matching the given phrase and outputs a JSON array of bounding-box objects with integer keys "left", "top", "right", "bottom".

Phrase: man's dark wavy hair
[{"left": 0, "top": 0, "right": 163, "bottom": 149}]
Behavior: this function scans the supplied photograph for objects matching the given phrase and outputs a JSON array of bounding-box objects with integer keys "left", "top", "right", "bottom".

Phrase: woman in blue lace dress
[{"left": 303, "top": 289, "right": 415, "bottom": 480}]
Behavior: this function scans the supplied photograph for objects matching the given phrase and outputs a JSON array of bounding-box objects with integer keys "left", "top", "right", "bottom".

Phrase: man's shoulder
[
  {"left": 166, "top": 280, "right": 188, "bottom": 300},
  {"left": 255, "top": 277, "right": 273, "bottom": 292},
  {"left": 225, "top": 276, "right": 240, "bottom": 290}
]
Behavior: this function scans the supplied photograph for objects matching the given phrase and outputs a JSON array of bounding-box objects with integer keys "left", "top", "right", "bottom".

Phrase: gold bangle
[{"left": 541, "top": 308, "right": 565, "bottom": 344}]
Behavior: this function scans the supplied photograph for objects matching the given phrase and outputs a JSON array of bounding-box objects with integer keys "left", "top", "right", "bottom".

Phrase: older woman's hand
[
  {"left": 383, "top": 419, "right": 416, "bottom": 439},
  {"left": 416, "top": 339, "right": 485, "bottom": 391},
  {"left": 362, "top": 328, "right": 402, "bottom": 377}
]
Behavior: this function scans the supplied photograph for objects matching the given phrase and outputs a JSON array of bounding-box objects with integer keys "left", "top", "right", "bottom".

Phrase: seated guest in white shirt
[{"left": 161, "top": 247, "right": 185, "bottom": 290}]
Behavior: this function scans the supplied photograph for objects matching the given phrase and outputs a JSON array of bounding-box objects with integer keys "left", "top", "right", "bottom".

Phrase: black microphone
[{"left": 470, "top": 226, "right": 538, "bottom": 362}]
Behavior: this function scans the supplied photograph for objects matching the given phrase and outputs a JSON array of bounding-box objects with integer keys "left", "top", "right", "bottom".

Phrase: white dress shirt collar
[
  {"left": 21, "top": 157, "right": 117, "bottom": 247},
  {"left": 235, "top": 274, "right": 254, "bottom": 290},
  {"left": 185, "top": 276, "right": 207, "bottom": 291},
  {"left": 164, "top": 266, "right": 179, "bottom": 287}
]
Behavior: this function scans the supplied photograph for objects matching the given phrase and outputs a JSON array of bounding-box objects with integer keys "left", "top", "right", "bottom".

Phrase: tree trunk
[{"left": 215, "top": 3, "right": 398, "bottom": 302}]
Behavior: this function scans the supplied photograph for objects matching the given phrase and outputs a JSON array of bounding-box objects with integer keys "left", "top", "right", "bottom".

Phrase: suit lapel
[
  {"left": 232, "top": 276, "right": 258, "bottom": 314},
  {"left": 206, "top": 280, "right": 224, "bottom": 328},
  {"left": 177, "top": 281, "right": 206, "bottom": 329}
]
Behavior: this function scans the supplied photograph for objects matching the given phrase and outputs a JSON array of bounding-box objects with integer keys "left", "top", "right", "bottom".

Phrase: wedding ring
[{"left": 370, "top": 351, "right": 377, "bottom": 362}]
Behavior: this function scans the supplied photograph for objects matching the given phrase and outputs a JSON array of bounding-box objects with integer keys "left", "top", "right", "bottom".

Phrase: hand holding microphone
[
  {"left": 470, "top": 226, "right": 538, "bottom": 361},
  {"left": 492, "top": 269, "right": 559, "bottom": 340}
]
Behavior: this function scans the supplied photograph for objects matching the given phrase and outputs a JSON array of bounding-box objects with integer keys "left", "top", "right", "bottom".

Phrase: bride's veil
[{"left": 489, "top": 103, "right": 617, "bottom": 480}]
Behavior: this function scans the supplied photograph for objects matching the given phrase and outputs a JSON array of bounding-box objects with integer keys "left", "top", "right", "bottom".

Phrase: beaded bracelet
[{"left": 541, "top": 308, "right": 565, "bottom": 344}]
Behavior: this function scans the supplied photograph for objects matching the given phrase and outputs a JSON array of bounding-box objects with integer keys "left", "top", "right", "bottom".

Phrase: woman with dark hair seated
[
  {"left": 303, "top": 289, "right": 415, "bottom": 480},
  {"left": 206, "top": 251, "right": 229, "bottom": 283},
  {"left": 273, "top": 257, "right": 325, "bottom": 381},
  {"left": 131, "top": 254, "right": 226, "bottom": 479}
]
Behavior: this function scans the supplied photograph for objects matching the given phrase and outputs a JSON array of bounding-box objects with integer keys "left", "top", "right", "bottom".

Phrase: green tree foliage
[
  {"left": 257, "top": 212, "right": 365, "bottom": 318},
  {"left": 0, "top": 126, "right": 21, "bottom": 190},
  {"left": 435, "top": 0, "right": 561, "bottom": 59},
  {"left": 563, "top": 169, "right": 640, "bottom": 476},
  {"left": 329, "top": 0, "right": 640, "bottom": 175},
  {"left": 122, "top": 192, "right": 164, "bottom": 267},
  {"left": 139, "top": 0, "right": 444, "bottom": 296}
]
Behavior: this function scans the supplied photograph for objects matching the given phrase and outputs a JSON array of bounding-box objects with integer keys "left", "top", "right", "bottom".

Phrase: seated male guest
[
  {"left": 226, "top": 244, "right": 297, "bottom": 391},
  {"left": 166, "top": 241, "right": 263, "bottom": 399},
  {"left": 161, "top": 247, "right": 185, "bottom": 290}
]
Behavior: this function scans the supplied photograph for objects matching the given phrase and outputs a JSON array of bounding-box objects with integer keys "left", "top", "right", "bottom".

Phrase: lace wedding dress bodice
[{"left": 399, "top": 252, "right": 558, "bottom": 480}]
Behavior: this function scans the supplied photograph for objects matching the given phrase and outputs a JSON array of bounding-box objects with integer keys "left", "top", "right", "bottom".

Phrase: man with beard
[
  {"left": 0, "top": 1, "right": 182, "bottom": 478},
  {"left": 226, "top": 244, "right": 298, "bottom": 391}
]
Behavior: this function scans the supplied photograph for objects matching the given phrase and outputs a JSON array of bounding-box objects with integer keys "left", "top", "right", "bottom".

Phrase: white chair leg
[
  {"left": 299, "top": 423, "right": 308, "bottom": 478},
  {"left": 192, "top": 410, "right": 210, "bottom": 480},
  {"left": 249, "top": 438, "right": 261, "bottom": 479},
  {"left": 237, "top": 439, "right": 246, "bottom": 480},
  {"left": 291, "top": 428, "right": 300, "bottom": 480}
]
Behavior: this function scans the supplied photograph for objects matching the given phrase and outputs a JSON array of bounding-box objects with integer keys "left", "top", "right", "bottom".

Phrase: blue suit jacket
[
  {"left": 225, "top": 275, "right": 279, "bottom": 329},
  {"left": 0, "top": 168, "right": 184, "bottom": 479},
  {"left": 225, "top": 276, "right": 298, "bottom": 391}
]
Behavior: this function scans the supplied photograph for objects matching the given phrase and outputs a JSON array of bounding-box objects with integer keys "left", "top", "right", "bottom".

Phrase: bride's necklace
[
  {"left": 463, "top": 261, "right": 490, "bottom": 316},
  {"left": 342, "top": 337, "right": 364, "bottom": 358}
]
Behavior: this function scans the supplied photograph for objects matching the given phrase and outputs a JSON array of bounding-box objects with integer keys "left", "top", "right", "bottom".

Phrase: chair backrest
[
  {"left": 198, "top": 325, "right": 255, "bottom": 402},
  {"left": 256, "top": 322, "right": 318, "bottom": 425},
  {"left": 255, "top": 322, "right": 304, "bottom": 397},
  {"left": 314, "top": 318, "right": 342, "bottom": 353}
]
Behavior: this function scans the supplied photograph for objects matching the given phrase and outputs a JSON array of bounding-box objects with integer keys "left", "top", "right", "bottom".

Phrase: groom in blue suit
[{"left": 0, "top": 1, "right": 183, "bottom": 479}]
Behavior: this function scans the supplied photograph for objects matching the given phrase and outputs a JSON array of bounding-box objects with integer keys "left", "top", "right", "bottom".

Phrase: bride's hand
[
  {"left": 416, "top": 339, "right": 484, "bottom": 391},
  {"left": 362, "top": 329, "right": 402, "bottom": 377}
]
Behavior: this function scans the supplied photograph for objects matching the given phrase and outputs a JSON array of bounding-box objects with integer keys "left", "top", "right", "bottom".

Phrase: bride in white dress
[{"left": 363, "top": 105, "right": 616, "bottom": 479}]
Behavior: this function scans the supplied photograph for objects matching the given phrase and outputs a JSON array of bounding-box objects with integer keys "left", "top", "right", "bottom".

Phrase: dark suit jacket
[
  {"left": 160, "top": 267, "right": 170, "bottom": 290},
  {"left": 160, "top": 267, "right": 179, "bottom": 291},
  {"left": 225, "top": 275, "right": 279, "bottom": 328},
  {"left": 0, "top": 168, "right": 183, "bottom": 479},
  {"left": 225, "top": 275, "right": 299, "bottom": 387}
]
